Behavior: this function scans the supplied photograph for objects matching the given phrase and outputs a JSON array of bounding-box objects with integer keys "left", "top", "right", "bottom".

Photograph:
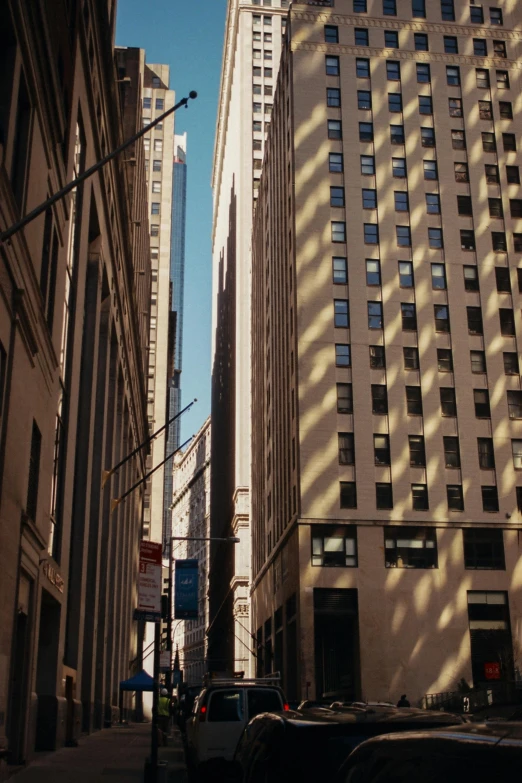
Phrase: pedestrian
[
  {"left": 397, "top": 694, "right": 410, "bottom": 708},
  {"left": 158, "top": 688, "right": 171, "bottom": 746}
]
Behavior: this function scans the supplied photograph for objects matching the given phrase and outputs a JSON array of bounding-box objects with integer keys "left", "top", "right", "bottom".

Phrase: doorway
[
  {"left": 314, "top": 588, "right": 360, "bottom": 701},
  {"left": 8, "top": 574, "right": 32, "bottom": 763}
]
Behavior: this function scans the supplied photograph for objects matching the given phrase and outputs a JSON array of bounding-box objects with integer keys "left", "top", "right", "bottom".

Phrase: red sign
[
  {"left": 137, "top": 541, "right": 162, "bottom": 617},
  {"left": 484, "top": 662, "right": 501, "bottom": 680}
]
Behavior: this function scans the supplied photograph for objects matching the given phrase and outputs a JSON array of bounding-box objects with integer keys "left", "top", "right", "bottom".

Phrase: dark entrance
[
  {"left": 8, "top": 574, "right": 33, "bottom": 763},
  {"left": 467, "top": 591, "right": 514, "bottom": 686},
  {"left": 314, "top": 588, "right": 360, "bottom": 701},
  {"left": 35, "top": 589, "right": 61, "bottom": 750}
]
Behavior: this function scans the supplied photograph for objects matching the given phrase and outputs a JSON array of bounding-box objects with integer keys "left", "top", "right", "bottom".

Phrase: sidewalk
[{"left": 9, "top": 722, "right": 187, "bottom": 783}]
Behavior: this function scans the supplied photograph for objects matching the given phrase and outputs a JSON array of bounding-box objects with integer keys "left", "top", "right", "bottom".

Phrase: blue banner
[{"left": 174, "top": 559, "right": 199, "bottom": 619}]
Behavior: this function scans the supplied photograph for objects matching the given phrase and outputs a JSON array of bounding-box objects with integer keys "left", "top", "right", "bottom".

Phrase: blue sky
[{"left": 116, "top": 0, "right": 227, "bottom": 443}]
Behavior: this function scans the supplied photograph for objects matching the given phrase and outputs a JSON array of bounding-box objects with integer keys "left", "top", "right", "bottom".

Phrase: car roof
[{"left": 247, "top": 705, "right": 464, "bottom": 728}]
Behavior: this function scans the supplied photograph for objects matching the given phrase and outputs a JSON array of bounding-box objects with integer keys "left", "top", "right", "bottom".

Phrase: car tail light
[
  {"left": 283, "top": 703, "right": 290, "bottom": 711},
  {"left": 199, "top": 705, "right": 207, "bottom": 722}
]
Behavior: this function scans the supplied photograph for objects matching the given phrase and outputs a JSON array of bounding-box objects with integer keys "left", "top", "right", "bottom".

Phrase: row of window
[
  {"left": 345, "top": 1, "right": 502, "bottom": 25},
  {"left": 143, "top": 97, "right": 164, "bottom": 111},
  {"left": 325, "top": 27, "right": 507, "bottom": 56},
  {"left": 312, "top": 525, "right": 506, "bottom": 571},
  {"left": 346, "top": 61, "right": 512, "bottom": 90},
  {"left": 339, "top": 479, "right": 501, "bottom": 512}
]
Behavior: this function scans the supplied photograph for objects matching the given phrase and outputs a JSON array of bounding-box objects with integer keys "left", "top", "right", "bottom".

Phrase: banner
[
  {"left": 137, "top": 541, "right": 162, "bottom": 620},
  {"left": 174, "top": 559, "right": 199, "bottom": 619}
]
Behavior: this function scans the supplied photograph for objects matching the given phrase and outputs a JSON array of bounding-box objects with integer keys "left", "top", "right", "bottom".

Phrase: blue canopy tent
[{"left": 119, "top": 669, "right": 157, "bottom": 722}]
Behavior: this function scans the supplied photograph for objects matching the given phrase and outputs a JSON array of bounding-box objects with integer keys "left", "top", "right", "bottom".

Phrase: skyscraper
[
  {"left": 251, "top": 0, "right": 522, "bottom": 704},
  {"left": 210, "top": 0, "right": 290, "bottom": 675}
]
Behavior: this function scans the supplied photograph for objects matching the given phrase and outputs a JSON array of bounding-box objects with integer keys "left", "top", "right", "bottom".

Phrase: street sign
[
  {"left": 137, "top": 541, "right": 162, "bottom": 620},
  {"left": 484, "top": 662, "right": 501, "bottom": 680},
  {"left": 159, "top": 651, "right": 171, "bottom": 672},
  {"left": 174, "top": 559, "right": 199, "bottom": 619},
  {"left": 133, "top": 609, "right": 160, "bottom": 622}
]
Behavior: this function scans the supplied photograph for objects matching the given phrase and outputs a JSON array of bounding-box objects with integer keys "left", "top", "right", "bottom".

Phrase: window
[
  {"left": 421, "top": 128, "right": 435, "bottom": 147},
  {"left": 331, "top": 222, "right": 346, "bottom": 242},
  {"left": 151, "top": 202, "right": 160, "bottom": 215},
  {"left": 507, "top": 166, "right": 520, "bottom": 184},
  {"left": 253, "top": 66, "right": 261, "bottom": 76},
  {"left": 396, "top": 226, "right": 411, "bottom": 247},
  {"left": 411, "top": 485, "right": 429, "bottom": 511},
  {"left": 359, "top": 122, "right": 374, "bottom": 141},
  {"left": 503, "top": 352, "right": 519, "bottom": 375},
  {"left": 414, "top": 33, "right": 428, "bottom": 51},
  {"left": 331, "top": 186, "right": 345, "bottom": 207},
  {"left": 499, "top": 102, "right": 513, "bottom": 119},
  {"left": 441, "top": 0, "right": 455, "bottom": 20},
  {"left": 395, "top": 192, "right": 409, "bottom": 212},
  {"left": 464, "top": 529, "right": 505, "bottom": 570},
  {"left": 434, "top": 305, "right": 450, "bottom": 332},
  {"left": 467, "top": 306, "right": 483, "bottom": 334},
  {"left": 264, "top": 67, "right": 272, "bottom": 77},
  {"left": 515, "top": 235, "right": 522, "bottom": 252},
  {"left": 398, "top": 261, "right": 413, "bottom": 287},
  {"left": 335, "top": 344, "right": 351, "bottom": 366},
  {"left": 376, "top": 483, "right": 393, "bottom": 510},
  {"left": 412, "top": 0, "right": 426, "bottom": 17},
  {"left": 326, "top": 56, "right": 340, "bottom": 76},
  {"left": 482, "top": 486, "right": 499, "bottom": 512},
  {"left": 458, "top": 195, "right": 472, "bottom": 216},
  {"left": 419, "top": 96, "right": 433, "bottom": 115},
  {"left": 512, "top": 439, "right": 522, "bottom": 470},
  {"left": 383, "top": 0, "right": 397, "bottom": 14},
  {"left": 155, "top": 98, "right": 164, "bottom": 110},
  {"left": 384, "top": 31, "right": 399, "bottom": 48},
  {"left": 366, "top": 259, "right": 381, "bottom": 286},
  {"left": 482, "top": 132, "right": 496, "bottom": 153},
  {"left": 263, "top": 51, "right": 272, "bottom": 61},
  {"left": 406, "top": 386, "right": 423, "bottom": 415},
  {"left": 404, "top": 347, "right": 419, "bottom": 370},
  {"left": 444, "top": 36, "right": 458, "bottom": 54},
  {"left": 447, "top": 66, "right": 460, "bottom": 86},
  {"left": 503, "top": 133, "right": 516, "bottom": 152},
  {"left": 497, "top": 71, "right": 509, "bottom": 89},
  {"left": 151, "top": 181, "right": 161, "bottom": 193},
  {"left": 334, "top": 299, "right": 350, "bottom": 327},
  {"left": 361, "top": 155, "right": 375, "bottom": 175},
  {"left": 386, "top": 526, "right": 435, "bottom": 566},
  {"left": 390, "top": 125, "right": 405, "bottom": 145},
  {"left": 492, "top": 232, "right": 507, "bottom": 252},
  {"left": 392, "top": 158, "right": 406, "bottom": 178},
  {"left": 362, "top": 189, "right": 377, "bottom": 209},
  {"left": 455, "top": 162, "right": 469, "bottom": 183},
  {"left": 473, "top": 39, "right": 487, "bottom": 57},
  {"left": 370, "top": 345, "right": 386, "bottom": 369},
  {"left": 152, "top": 159, "right": 161, "bottom": 172},
  {"left": 337, "top": 383, "right": 353, "bottom": 413},
  {"left": 339, "top": 433, "right": 355, "bottom": 465},
  {"left": 461, "top": 230, "right": 476, "bottom": 251},
  {"left": 356, "top": 58, "right": 370, "bottom": 78},
  {"left": 452, "top": 130, "right": 466, "bottom": 150},
  {"left": 470, "top": 5, "right": 484, "bottom": 23},
  {"left": 143, "top": 96, "right": 152, "bottom": 110},
  {"left": 340, "top": 482, "right": 357, "bottom": 509},
  {"left": 253, "top": 120, "right": 262, "bottom": 132},
  {"left": 474, "top": 390, "right": 491, "bottom": 419},
  {"left": 444, "top": 436, "right": 460, "bottom": 468},
  {"left": 253, "top": 101, "right": 263, "bottom": 113},
  {"left": 447, "top": 486, "right": 464, "bottom": 511},
  {"left": 499, "top": 308, "right": 515, "bottom": 336},
  {"left": 489, "top": 198, "right": 503, "bottom": 218},
  {"left": 423, "top": 161, "right": 438, "bottom": 181},
  {"left": 327, "top": 88, "right": 341, "bottom": 108},
  {"left": 440, "top": 388, "right": 457, "bottom": 417},
  {"left": 328, "top": 120, "right": 342, "bottom": 139},
  {"left": 438, "top": 349, "right": 453, "bottom": 373},
  {"left": 495, "top": 267, "right": 511, "bottom": 293},
  {"left": 354, "top": 28, "right": 369, "bottom": 46},
  {"left": 508, "top": 390, "right": 522, "bottom": 419},
  {"left": 485, "top": 164, "right": 499, "bottom": 184},
  {"left": 364, "top": 224, "right": 379, "bottom": 245},
  {"left": 324, "top": 25, "right": 339, "bottom": 43},
  {"left": 371, "top": 385, "right": 388, "bottom": 414},
  {"left": 416, "top": 64, "right": 431, "bottom": 83},
  {"left": 150, "top": 225, "right": 159, "bottom": 237},
  {"left": 471, "top": 350, "right": 486, "bottom": 374},
  {"left": 494, "top": 40, "right": 507, "bottom": 58},
  {"left": 387, "top": 61, "right": 401, "bottom": 81},
  {"left": 479, "top": 101, "right": 493, "bottom": 120},
  {"left": 428, "top": 228, "right": 443, "bottom": 249},
  {"left": 401, "top": 303, "right": 417, "bottom": 331},
  {"left": 357, "top": 91, "right": 372, "bottom": 110},
  {"left": 476, "top": 69, "right": 490, "bottom": 89},
  {"left": 333, "top": 256, "right": 348, "bottom": 284},
  {"left": 329, "top": 153, "right": 344, "bottom": 172},
  {"left": 26, "top": 421, "right": 42, "bottom": 522},
  {"left": 368, "top": 301, "right": 383, "bottom": 329},
  {"left": 517, "top": 487, "right": 522, "bottom": 514},
  {"left": 312, "top": 526, "right": 357, "bottom": 568},
  {"left": 449, "top": 98, "right": 462, "bottom": 117},
  {"left": 354, "top": 0, "right": 367, "bottom": 10},
  {"left": 432, "top": 265, "right": 446, "bottom": 290},
  {"left": 153, "top": 139, "right": 163, "bottom": 152}
]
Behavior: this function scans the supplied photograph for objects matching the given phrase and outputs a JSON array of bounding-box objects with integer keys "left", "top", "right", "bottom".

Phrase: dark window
[
  {"left": 499, "top": 308, "right": 515, "bottom": 336},
  {"left": 368, "top": 300, "right": 383, "bottom": 328},
  {"left": 438, "top": 349, "right": 453, "bottom": 373},
  {"left": 392, "top": 158, "right": 406, "bottom": 178},
  {"left": 383, "top": 0, "right": 397, "bottom": 15},
  {"left": 447, "top": 485, "right": 464, "bottom": 511},
  {"left": 518, "top": 269, "right": 522, "bottom": 293},
  {"left": 467, "top": 306, "right": 483, "bottom": 334},
  {"left": 208, "top": 690, "right": 243, "bottom": 722},
  {"left": 384, "top": 30, "right": 399, "bottom": 48},
  {"left": 328, "top": 120, "right": 342, "bottom": 139},
  {"left": 359, "top": 122, "right": 374, "bottom": 141},
  {"left": 470, "top": 5, "right": 484, "bottom": 23},
  {"left": 361, "top": 155, "right": 375, "bottom": 175},
  {"left": 471, "top": 350, "right": 486, "bottom": 374},
  {"left": 493, "top": 41, "right": 506, "bottom": 59},
  {"left": 401, "top": 303, "right": 417, "bottom": 330},
  {"left": 355, "top": 28, "right": 369, "bottom": 46},
  {"left": 503, "top": 352, "right": 519, "bottom": 375},
  {"left": 333, "top": 255, "right": 347, "bottom": 283},
  {"left": 312, "top": 526, "right": 357, "bottom": 567},
  {"left": 335, "top": 343, "right": 351, "bottom": 366},
  {"left": 508, "top": 390, "right": 522, "bottom": 419},
  {"left": 340, "top": 482, "right": 357, "bottom": 509},
  {"left": 324, "top": 25, "right": 339, "bottom": 43},
  {"left": 26, "top": 421, "right": 42, "bottom": 522},
  {"left": 489, "top": 198, "right": 503, "bottom": 218},
  {"left": 426, "top": 194, "right": 440, "bottom": 214},
  {"left": 503, "top": 133, "right": 517, "bottom": 152},
  {"left": 334, "top": 299, "right": 350, "bottom": 327},
  {"left": 497, "top": 70, "right": 509, "bottom": 89},
  {"left": 446, "top": 66, "right": 460, "bottom": 86},
  {"left": 499, "top": 102, "right": 513, "bottom": 119},
  {"left": 387, "top": 61, "right": 401, "bottom": 81},
  {"left": 331, "top": 186, "right": 345, "bottom": 207},
  {"left": 327, "top": 87, "right": 341, "bottom": 107},
  {"left": 424, "top": 160, "right": 438, "bottom": 180},
  {"left": 390, "top": 124, "right": 405, "bottom": 144},
  {"left": 485, "top": 164, "right": 499, "bottom": 183},
  {"left": 388, "top": 93, "right": 402, "bottom": 113},
  {"left": 414, "top": 33, "right": 428, "bottom": 51},
  {"left": 434, "top": 304, "right": 450, "bottom": 332},
  {"left": 395, "top": 191, "right": 409, "bottom": 212},
  {"left": 464, "top": 529, "right": 505, "bottom": 570},
  {"left": 474, "top": 39, "right": 487, "bottom": 57},
  {"left": 458, "top": 195, "right": 473, "bottom": 216},
  {"left": 421, "top": 127, "right": 435, "bottom": 147},
  {"left": 444, "top": 36, "right": 458, "bottom": 54},
  {"left": 412, "top": 0, "right": 426, "bottom": 18},
  {"left": 452, "top": 130, "right": 466, "bottom": 150},
  {"left": 495, "top": 267, "right": 511, "bottom": 293},
  {"left": 406, "top": 386, "right": 423, "bottom": 415},
  {"left": 441, "top": 0, "right": 455, "bottom": 21},
  {"left": 370, "top": 345, "right": 386, "bottom": 369},
  {"left": 396, "top": 226, "right": 411, "bottom": 246},
  {"left": 517, "top": 488, "right": 522, "bottom": 514},
  {"left": 371, "top": 385, "right": 388, "bottom": 414},
  {"left": 399, "top": 260, "right": 413, "bottom": 287},
  {"left": 461, "top": 230, "right": 476, "bottom": 251},
  {"left": 455, "top": 162, "right": 469, "bottom": 183},
  {"left": 479, "top": 101, "right": 493, "bottom": 120},
  {"left": 376, "top": 483, "right": 393, "bottom": 510},
  {"left": 444, "top": 436, "right": 460, "bottom": 468},
  {"left": 515, "top": 235, "right": 522, "bottom": 253},
  {"left": 478, "top": 437, "right": 495, "bottom": 469},
  {"left": 416, "top": 64, "right": 431, "bottom": 83},
  {"left": 482, "top": 132, "right": 496, "bottom": 153},
  {"left": 482, "top": 486, "right": 499, "bottom": 513},
  {"left": 364, "top": 224, "right": 379, "bottom": 245},
  {"left": 374, "top": 434, "right": 390, "bottom": 465},
  {"left": 512, "top": 439, "right": 522, "bottom": 470},
  {"left": 337, "top": 383, "right": 353, "bottom": 413},
  {"left": 507, "top": 166, "right": 520, "bottom": 184},
  {"left": 362, "top": 189, "right": 377, "bottom": 209},
  {"left": 356, "top": 58, "right": 370, "bottom": 78},
  {"left": 329, "top": 153, "right": 344, "bottom": 172},
  {"left": 366, "top": 259, "right": 381, "bottom": 286},
  {"left": 440, "top": 387, "right": 457, "bottom": 417},
  {"left": 476, "top": 69, "right": 490, "bottom": 89},
  {"left": 411, "top": 486, "right": 429, "bottom": 512},
  {"left": 474, "top": 390, "right": 491, "bottom": 419},
  {"left": 326, "top": 55, "right": 340, "bottom": 76},
  {"left": 492, "top": 232, "right": 507, "bottom": 252},
  {"left": 449, "top": 98, "right": 463, "bottom": 117},
  {"left": 354, "top": 0, "right": 367, "bottom": 10},
  {"left": 386, "top": 526, "right": 435, "bottom": 566},
  {"left": 357, "top": 91, "right": 372, "bottom": 110},
  {"left": 510, "top": 200, "right": 522, "bottom": 218},
  {"left": 339, "top": 432, "right": 355, "bottom": 465},
  {"left": 404, "top": 347, "right": 419, "bottom": 370},
  {"left": 464, "top": 267, "right": 479, "bottom": 291},
  {"left": 428, "top": 228, "right": 443, "bottom": 248},
  {"left": 419, "top": 96, "right": 433, "bottom": 115}
]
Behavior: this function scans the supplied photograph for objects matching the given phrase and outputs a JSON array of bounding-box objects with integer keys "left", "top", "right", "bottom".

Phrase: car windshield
[
  {"left": 247, "top": 689, "right": 282, "bottom": 718},
  {"left": 208, "top": 690, "right": 243, "bottom": 722}
]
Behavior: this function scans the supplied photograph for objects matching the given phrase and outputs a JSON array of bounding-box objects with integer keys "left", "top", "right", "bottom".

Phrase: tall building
[
  {"left": 164, "top": 132, "right": 188, "bottom": 551},
  {"left": 209, "top": 0, "right": 290, "bottom": 677},
  {"left": 251, "top": 0, "right": 522, "bottom": 704},
  {"left": 0, "top": 1, "right": 151, "bottom": 766},
  {"left": 172, "top": 418, "right": 211, "bottom": 684}
]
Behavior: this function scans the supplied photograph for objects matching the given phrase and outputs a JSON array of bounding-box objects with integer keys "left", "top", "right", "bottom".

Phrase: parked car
[
  {"left": 232, "top": 704, "right": 465, "bottom": 783},
  {"left": 185, "top": 678, "right": 287, "bottom": 781},
  {"left": 335, "top": 720, "right": 522, "bottom": 782},
  {"left": 177, "top": 685, "right": 203, "bottom": 734}
]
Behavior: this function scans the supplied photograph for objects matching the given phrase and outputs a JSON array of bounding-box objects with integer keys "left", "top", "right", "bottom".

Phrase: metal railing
[{"left": 422, "top": 681, "right": 522, "bottom": 714}]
